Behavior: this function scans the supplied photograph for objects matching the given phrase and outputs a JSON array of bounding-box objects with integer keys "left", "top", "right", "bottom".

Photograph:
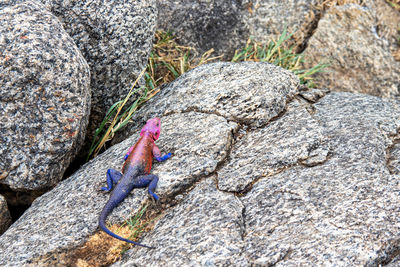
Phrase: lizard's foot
[
  {"left": 101, "top": 169, "right": 122, "bottom": 192},
  {"left": 150, "top": 192, "right": 159, "bottom": 201},
  {"left": 155, "top": 153, "right": 172, "bottom": 162}
]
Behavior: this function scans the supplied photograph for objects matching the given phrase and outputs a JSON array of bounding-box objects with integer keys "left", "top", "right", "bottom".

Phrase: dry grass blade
[
  {"left": 147, "top": 30, "right": 223, "bottom": 88},
  {"left": 92, "top": 68, "right": 146, "bottom": 158}
]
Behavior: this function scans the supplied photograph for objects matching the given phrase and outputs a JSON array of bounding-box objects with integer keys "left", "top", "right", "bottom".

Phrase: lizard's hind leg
[
  {"left": 101, "top": 169, "right": 123, "bottom": 191},
  {"left": 134, "top": 174, "right": 159, "bottom": 200}
]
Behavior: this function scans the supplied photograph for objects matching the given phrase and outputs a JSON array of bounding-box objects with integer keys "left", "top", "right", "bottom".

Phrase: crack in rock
[
  {"left": 217, "top": 99, "right": 330, "bottom": 192},
  {"left": 385, "top": 133, "right": 400, "bottom": 175},
  {"left": 112, "top": 178, "right": 248, "bottom": 266}
]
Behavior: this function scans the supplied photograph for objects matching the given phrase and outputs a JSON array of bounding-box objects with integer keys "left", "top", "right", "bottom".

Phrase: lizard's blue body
[{"left": 99, "top": 118, "right": 171, "bottom": 249}]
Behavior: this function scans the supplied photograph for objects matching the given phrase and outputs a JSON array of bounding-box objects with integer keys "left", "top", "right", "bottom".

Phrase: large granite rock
[
  {"left": 39, "top": 0, "right": 157, "bottom": 134},
  {"left": 304, "top": 3, "right": 400, "bottom": 98},
  {"left": 1, "top": 62, "right": 400, "bottom": 266},
  {"left": 237, "top": 92, "right": 400, "bottom": 266},
  {"left": 0, "top": 1, "right": 90, "bottom": 191},
  {"left": 115, "top": 92, "right": 400, "bottom": 266}
]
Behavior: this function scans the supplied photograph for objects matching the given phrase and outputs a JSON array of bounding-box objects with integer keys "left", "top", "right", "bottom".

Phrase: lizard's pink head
[{"left": 140, "top": 117, "right": 161, "bottom": 140}]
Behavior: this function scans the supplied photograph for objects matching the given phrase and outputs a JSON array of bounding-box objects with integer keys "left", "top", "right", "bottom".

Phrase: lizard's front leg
[
  {"left": 152, "top": 144, "right": 171, "bottom": 162},
  {"left": 101, "top": 169, "right": 122, "bottom": 192}
]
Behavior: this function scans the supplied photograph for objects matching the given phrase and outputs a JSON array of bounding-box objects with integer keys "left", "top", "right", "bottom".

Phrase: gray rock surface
[
  {"left": 156, "top": 0, "right": 317, "bottom": 57},
  {"left": 242, "top": 0, "right": 318, "bottom": 44},
  {"left": 113, "top": 178, "right": 248, "bottom": 266},
  {"left": 0, "top": 1, "right": 90, "bottom": 190},
  {"left": 117, "top": 178, "right": 309, "bottom": 266},
  {"left": 114, "top": 62, "right": 299, "bottom": 144},
  {"left": 365, "top": 0, "right": 400, "bottom": 47},
  {"left": 387, "top": 255, "right": 400, "bottom": 267},
  {"left": 218, "top": 99, "right": 329, "bottom": 192},
  {"left": 303, "top": 3, "right": 400, "bottom": 98},
  {"left": 39, "top": 0, "right": 157, "bottom": 133},
  {"left": 1, "top": 62, "right": 400, "bottom": 266},
  {"left": 0, "top": 195, "right": 11, "bottom": 235},
  {"left": 239, "top": 92, "right": 400, "bottom": 266},
  {"left": 387, "top": 143, "right": 400, "bottom": 175}
]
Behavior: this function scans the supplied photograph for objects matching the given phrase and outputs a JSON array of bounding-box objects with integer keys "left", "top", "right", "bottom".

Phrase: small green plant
[
  {"left": 116, "top": 204, "right": 159, "bottom": 254},
  {"left": 88, "top": 29, "right": 328, "bottom": 159},
  {"left": 118, "top": 204, "right": 149, "bottom": 242},
  {"left": 232, "top": 28, "right": 329, "bottom": 87}
]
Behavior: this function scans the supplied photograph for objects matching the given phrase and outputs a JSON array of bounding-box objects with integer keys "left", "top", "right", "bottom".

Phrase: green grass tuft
[{"left": 232, "top": 28, "right": 329, "bottom": 87}]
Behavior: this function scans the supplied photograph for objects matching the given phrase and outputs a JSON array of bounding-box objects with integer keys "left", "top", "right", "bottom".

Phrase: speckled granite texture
[
  {"left": 114, "top": 178, "right": 249, "bottom": 266},
  {"left": 157, "top": 0, "right": 248, "bottom": 58},
  {"left": 241, "top": 0, "right": 318, "bottom": 43},
  {"left": 0, "top": 195, "right": 11, "bottom": 235},
  {"left": 1, "top": 63, "right": 400, "bottom": 266},
  {"left": 303, "top": 3, "right": 400, "bottom": 98},
  {"left": 0, "top": 1, "right": 90, "bottom": 190},
  {"left": 388, "top": 143, "right": 400, "bottom": 175},
  {"left": 39, "top": 0, "right": 157, "bottom": 133},
  {"left": 217, "top": 100, "right": 329, "bottom": 192}
]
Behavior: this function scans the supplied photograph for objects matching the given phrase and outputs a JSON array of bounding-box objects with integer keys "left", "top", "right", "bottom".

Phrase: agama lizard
[{"left": 99, "top": 117, "right": 171, "bottom": 249}]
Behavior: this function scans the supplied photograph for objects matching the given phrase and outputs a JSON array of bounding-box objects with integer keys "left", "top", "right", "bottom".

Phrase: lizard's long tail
[{"left": 99, "top": 202, "right": 154, "bottom": 249}]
